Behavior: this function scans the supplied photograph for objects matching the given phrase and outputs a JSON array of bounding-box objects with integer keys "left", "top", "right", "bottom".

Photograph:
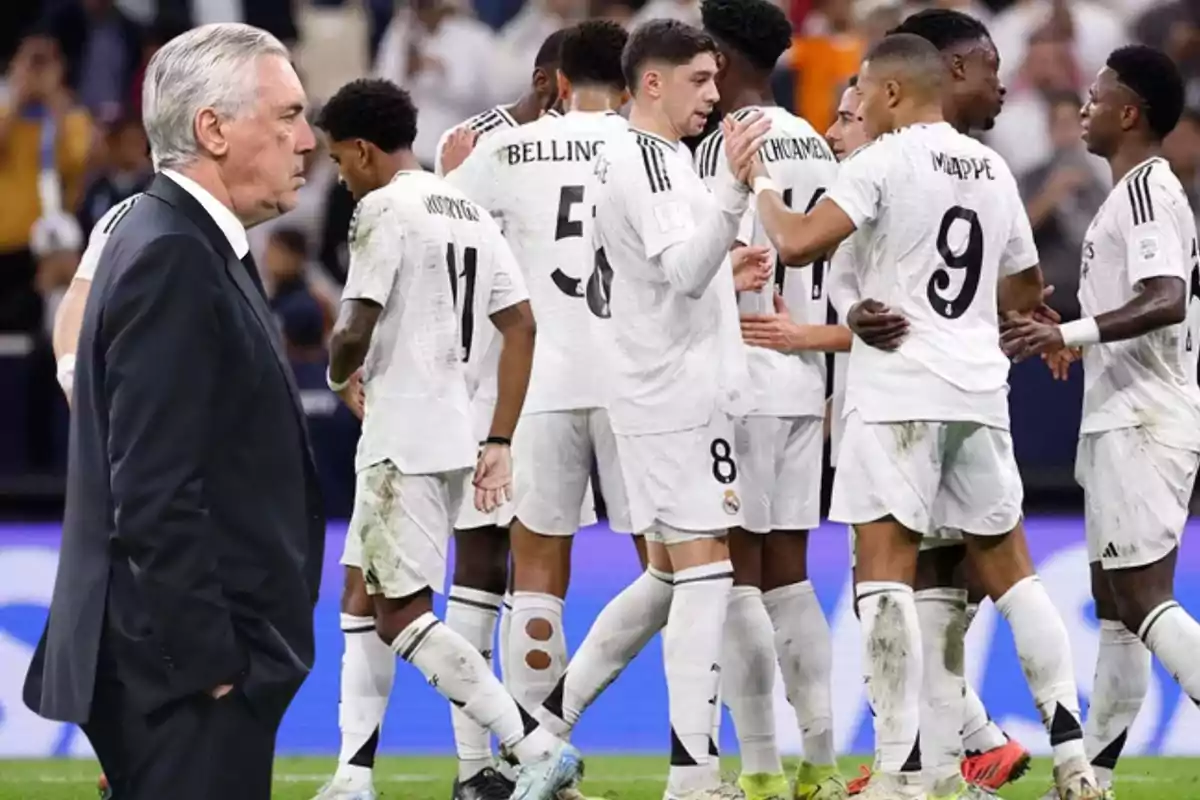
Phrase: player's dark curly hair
[
  {"left": 315, "top": 78, "right": 417, "bottom": 152},
  {"left": 535, "top": 27, "right": 569, "bottom": 69},
  {"left": 560, "top": 20, "right": 629, "bottom": 90},
  {"left": 621, "top": 19, "right": 719, "bottom": 92},
  {"left": 700, "top": 0, "right": 793, "bottom": 73},
  {"left": 1107, "top": 44, "right": 1185, "bottom": 141},
  {"left": 887, "top": 7, "right": 992, "bottom": 52}
]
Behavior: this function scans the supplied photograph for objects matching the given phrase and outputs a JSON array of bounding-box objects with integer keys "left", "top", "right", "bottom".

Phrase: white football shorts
[
  {"left": 341, "top": 460, "right": 469, "bottom": 599},
  {"left": 1077, "top": 427, "right": 1200, "bottom": 571},
  {"left": 615, "top": 411, "right": 745, "bottom": 539},
  {"left": 514, "top": 408, "right": 625, "bottom": 536},
  {"left": 830, "top": 412, "right": 1023, "bottom": 537},
  {"left": 733, "top": 414, "right": 823, "bottom": 533}
]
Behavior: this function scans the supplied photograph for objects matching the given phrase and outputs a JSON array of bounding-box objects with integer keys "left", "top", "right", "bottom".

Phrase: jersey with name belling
[
  {"left": 446, "top": 109, "right": 628, "bottom": 414},
  {"left": 1078, "top": 156, "right": 1200, "bottom": 451},
  {"left": 696, "top": 105, "right": 838, "bottom": 418},
  {"left": 826, "top": 121, "right": 1038, "bottom": 429},
  {"left": 342, "top": 170, "right": 529, "bottom": 475}
]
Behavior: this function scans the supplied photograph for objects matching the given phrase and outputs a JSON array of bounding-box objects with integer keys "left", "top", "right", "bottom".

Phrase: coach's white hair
[{"left": 142, "top": 23, "right": 290, "bottom": 171}]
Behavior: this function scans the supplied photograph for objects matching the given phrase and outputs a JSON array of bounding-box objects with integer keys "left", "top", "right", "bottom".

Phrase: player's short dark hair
[
  {"left": 560, "top": 20, "right": 628, "bottom": 90},
  {"left": 864, "top": 33, "right": 946, "bottom": 91},
  {"left": 887, "top": 7, "right": 992, "bottom": 52},
  {"left": 621, "top": 19, "right": 719, "bottom": 92},
  {"left": 535, "top": 28, "right": 569, "bottom": 69},
  {"left": 1107, "top": 44, "right": 1185, "bottom": 141},
  {"left": 270, "top": 227, "right": 308, "bottom": 258},
  {"left": 316, "top": 78, "right": 417, "bottom": 152},
  {"left": 700, "top": 0, "right": 793, "bottom": 73}
]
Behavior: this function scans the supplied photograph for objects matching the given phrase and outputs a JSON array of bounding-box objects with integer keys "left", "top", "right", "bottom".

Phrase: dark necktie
[{"left": 240, "top": 251, "right": 269, "bottom": 300}]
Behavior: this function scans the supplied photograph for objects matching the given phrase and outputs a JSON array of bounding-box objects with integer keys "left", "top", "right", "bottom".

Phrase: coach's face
[
  {"left": 221, "top": 54, "right": 314, "bottom": 226},
  {"left": 663, "top": 52, "right": 720, "bottom": 137}
]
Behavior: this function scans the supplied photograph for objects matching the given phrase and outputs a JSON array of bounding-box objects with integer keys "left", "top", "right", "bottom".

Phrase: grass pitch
[{"left": 1, "top": 756, "right": 1198, "bottom": 799}]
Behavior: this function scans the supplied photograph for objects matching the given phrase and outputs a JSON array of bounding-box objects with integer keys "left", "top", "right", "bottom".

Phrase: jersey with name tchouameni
[
  {"left": 695, "top": 105, "right": 839, "bottom": 418},
  {"left": 446, "top": 109, "right": 629, "bottom": 415},
  {"left": 592, "top": 128, "right": 742, "bottom": 436},
  {"left": 1078, "top": 155, "right": 1200, "bottom": 451},
  {"left": 827, "top": 121, "right": 1038, "bottom": 430},
  {"left": 341, "top": 170, "right": 529, "bottom": 476}
]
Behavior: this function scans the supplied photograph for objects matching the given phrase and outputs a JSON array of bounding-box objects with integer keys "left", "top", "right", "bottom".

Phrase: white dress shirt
[{"left": 161, "top": 169, "right": 250, "bottom": 259}]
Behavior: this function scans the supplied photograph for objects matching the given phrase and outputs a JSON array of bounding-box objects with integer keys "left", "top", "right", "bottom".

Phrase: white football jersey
[
  {"left": 434, "top": 105, "right": 520, "bottom": 177},
  {"left": 827, "top": 122, "right": 1037, "bottom": 429},
  {"left": 1078, "top": 156, "right": 1200, "bottom": 450},
  {"left": 695, "top": 106, "right": 839, "bottom": 418},
  {"left": 75, "top": 195, "right": 143, "bottom": 281},
  {"left": 592, "top": 128, "right": 745, "bottom": 436},
  {"left": 447, "top": 109, "right": 629, "bottom": 414},
  {"left": 342, "top": 170, "right": 529, "bottom": 475}
]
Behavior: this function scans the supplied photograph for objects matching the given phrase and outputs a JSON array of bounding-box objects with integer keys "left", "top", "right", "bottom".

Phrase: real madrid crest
[{"left": 722, "top": 489, "right": 740, "bottom": 515}]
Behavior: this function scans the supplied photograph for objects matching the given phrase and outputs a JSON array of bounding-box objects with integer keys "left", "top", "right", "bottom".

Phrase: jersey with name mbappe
[
  {"left": 592, "top": 128, "right": 744, "bottom": 436},
  {"left": 342, "top": 170, "right": 529, "bottom": 474},
  {"left": 1078, "top": 156, "right": 1200, "bottom": 450},
  {"left": 827, "top": 121, "right": 1037, "bottom": 429},
  {"left": 695, "top": 105, "right": 838, "bottom": 418},
  {"left": 447, "top": 109, "right": 628, "bottom": 414}
]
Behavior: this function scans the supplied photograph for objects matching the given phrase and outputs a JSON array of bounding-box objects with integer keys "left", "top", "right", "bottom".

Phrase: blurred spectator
[
  {"left": 987, "top": 26, "right": 1088, "bottom": 178},
  {"left": 374, "top": 0, "right": 499, "bottom": 167},
  {"left": 76, "top": 114, "right": 151, "bottom": 236},
  {"left": 990, "top": 0, "right": 1126, "bottom": 90},
  {"left": 589, "top": 0, "right": 639, "bottom": 25},
  {"left": 1134, "top": 1, "right": 1199, "bottom": 101},
  {"left": 126, "top": 20, "right": 190, "bottom": 121},
  {"left": 1018, "top": 91, "right": 1107, "bottom": 320},
  {"left": 0, "top": 34, "right": 92, "bottom": 333},
  {"left": 43, "top": 0, "right": 142, "bottom": 125},
  {"left": 265, "top": 227, "right": 339, "bottom": 345},
  {"left": 632, "top": 0, "right": 701, "bottom": 27},
  {"left": 1164, "top": 105, "right": 1200, "bottom": 225},
  {"left": 789, "top": 0, "right": 863, "bottom": 135},
  {"left": 29, "top": 212, "right": 83, "bottom": 340},
  {"left": 494, "top": 0, "right": 577, "bottom": 97}
]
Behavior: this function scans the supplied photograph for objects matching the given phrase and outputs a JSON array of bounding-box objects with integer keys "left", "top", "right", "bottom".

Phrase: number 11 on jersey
[{"left": 446, "top": 243, "right": 477, "bottom": 362}]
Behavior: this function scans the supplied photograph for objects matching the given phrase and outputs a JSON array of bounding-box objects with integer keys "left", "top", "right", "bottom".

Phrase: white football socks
[
  {"left": 916, "top": 588, "right": 967, "bottom": 794},
  {"left": 763, "top": 580, "right": 836, "bottom": 766},
  {"left": 393, "top": 612, "right": 559, "bottom": 764},
  {"left": 444, "top": 586, "right": 503, "bottom": 781},
  {"left": 962, "top": 602, "right": 1008, "bottom": 754},
  {"left": 508, "top": 591, "right": 568, "bottom": 710},
  {"left": 1140, "top": 601, "right": 1200, "bottom": 715},
  {"left": 722, "top": 586, "right": 783, "bottom": 776},
  {"left": 665, "top": 560, "right": 734, "bottom": 796},
  {"left": 536, "top": 567, "right": 673, "bottom": 738},
  {"left": 335, "top": 614, "right": 395, "bottom": 789},
  {"left": 499, "top": 592, "right": 514, "bottom": 684},
  {"left": 995, "top": 576, "right": 1086, "bottom": 769},
  {"left": 856, "top": 582, "right": 923, "bottom": 778},
  {"left": 1085, "top": 619, "right": 1150, "bottom": 788}
]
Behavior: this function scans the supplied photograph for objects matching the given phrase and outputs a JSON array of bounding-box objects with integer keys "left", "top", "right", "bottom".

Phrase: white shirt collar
[{"left": 161, "top": 168, "right": 250, "bottom": 259}]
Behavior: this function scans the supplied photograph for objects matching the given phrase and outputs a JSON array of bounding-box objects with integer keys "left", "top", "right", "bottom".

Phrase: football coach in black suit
[{"left": 24, "top": 23, "right": 326, "bottom": 799}]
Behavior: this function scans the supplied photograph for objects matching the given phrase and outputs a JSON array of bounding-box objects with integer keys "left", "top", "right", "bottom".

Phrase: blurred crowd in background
[{"left": 0, "top": 0, "right": 1197, "bottom": 516}]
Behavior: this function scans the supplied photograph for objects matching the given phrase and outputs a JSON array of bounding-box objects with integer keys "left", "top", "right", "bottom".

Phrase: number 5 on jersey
[{"left": 551, "top": 183, "right": 613, "bottom": 319}]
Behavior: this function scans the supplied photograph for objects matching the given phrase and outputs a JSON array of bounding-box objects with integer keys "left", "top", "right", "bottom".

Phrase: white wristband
[
  {"left": 1058, "top": 317, "right": 1100, "bottom": 347},
  {"left": 326, "top": 367, "right": 351, "bottom": 392},
  {"left": 752, "top": 176, "right": 781, "bottom": 197},
  {"left": 56, "top": 353, "right": 76, "bottom": 396}
]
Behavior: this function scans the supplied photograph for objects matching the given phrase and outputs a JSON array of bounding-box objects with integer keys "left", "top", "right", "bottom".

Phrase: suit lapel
[{"left": 145, "top": 174, "right": 311, "bottom": 441}]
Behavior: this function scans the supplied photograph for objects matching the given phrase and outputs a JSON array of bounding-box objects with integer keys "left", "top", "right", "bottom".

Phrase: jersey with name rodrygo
[
  {"left": 1077, "top": 156, "right": 1200, "bottom": 451},
  {"left": 592, "top": 128, "right": 745, "bottom": 435},
  {"left": 695, "top": 106, "right": 839, "bottom": 418},
  {"left": 827, "top": 122, "right": 1037, "bottom": 429},
  {"left": 342, "top": 170, "right": 529, "bottom": 475},
  {"left": 75, "top": 194, "right": 144, "bottom": 281},
  {"left": 446, "top": 109, "right": 629, "bottom": 414}
]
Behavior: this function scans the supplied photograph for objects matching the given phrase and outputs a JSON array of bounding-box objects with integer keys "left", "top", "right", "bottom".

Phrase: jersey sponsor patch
[
  {"left": 652, "top": 200, "right": 691, "bottom": 235},
  {"left": 1138, "top": 235, "right": 1160, "bottom": 262}
]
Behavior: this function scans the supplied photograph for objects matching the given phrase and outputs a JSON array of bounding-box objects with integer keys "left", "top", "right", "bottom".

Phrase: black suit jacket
[{"left": 25, "top": 174, "right": 326, "bottom": 726}]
